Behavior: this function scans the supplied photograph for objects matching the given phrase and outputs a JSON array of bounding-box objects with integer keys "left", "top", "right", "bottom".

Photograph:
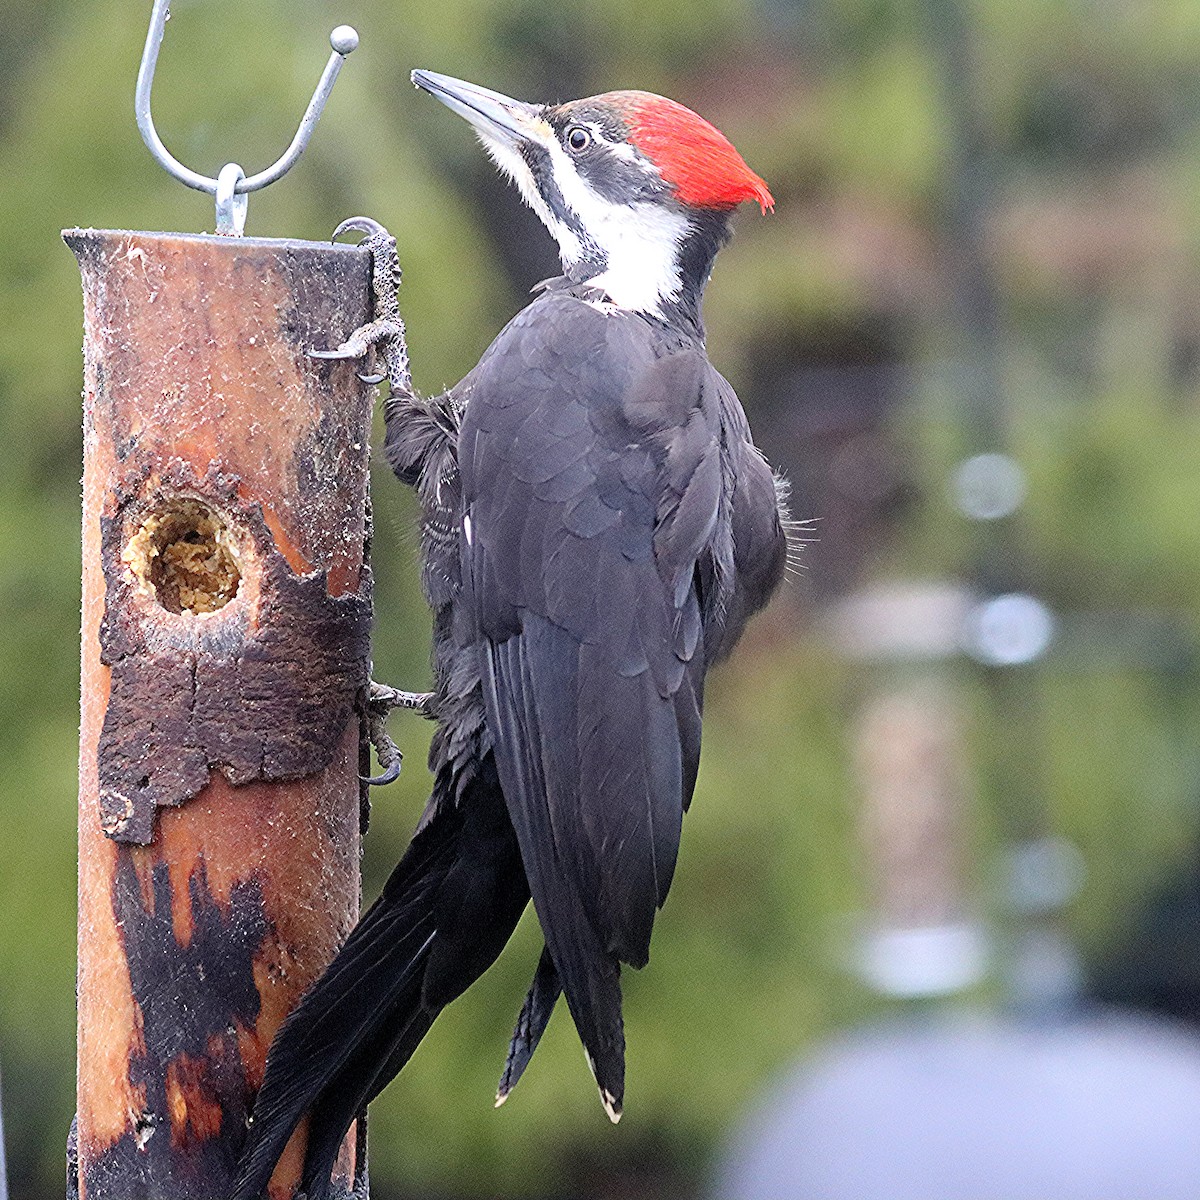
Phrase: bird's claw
[
  {"left": 307, "top": 349, "right": 386, "bottom": 384},
  {"left": 332, "top": 215, "right": 389, "bottom": 242},
  {"left": 363, "top": 715, "right": 403, "bottom": 786},
  {"left": 362, "top": 753, "right": 402, "bottom": 788},
  {"left": 362, "top": 680, "right": 434, "bottom": 786},
  {"left": 308, "top": 318, "right": 405, "bottom": 369},
  {"left": 369, "top": 681, "right": 436, "bottom": 712},
  {"left": 307, "top": 217, "right": 411, "bottom": 396}
]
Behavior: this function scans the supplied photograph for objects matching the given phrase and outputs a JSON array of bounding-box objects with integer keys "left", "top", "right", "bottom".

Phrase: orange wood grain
[{"left": 70, "top": 229, "right": 374, "bottom": 1199}]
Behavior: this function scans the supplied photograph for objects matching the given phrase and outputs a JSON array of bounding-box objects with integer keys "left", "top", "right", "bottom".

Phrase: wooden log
[{"left": 65, "top": 229, "right": 375, "bottom": 1200}]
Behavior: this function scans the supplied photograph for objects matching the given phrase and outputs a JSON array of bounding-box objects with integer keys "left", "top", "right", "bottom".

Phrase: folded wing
[{"left": 459, "top": 297, "right": 721, "bottom": 1110}]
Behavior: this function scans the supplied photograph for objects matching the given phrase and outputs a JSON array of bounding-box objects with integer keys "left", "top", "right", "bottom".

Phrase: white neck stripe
[{"left": 543, "top": 138, "right": 686, "bottom": 315}]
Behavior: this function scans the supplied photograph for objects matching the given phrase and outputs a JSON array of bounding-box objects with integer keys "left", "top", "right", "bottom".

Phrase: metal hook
[
  {"left": 135, "top": 0, "right": 358, "bottom": 233},
  {"left": 215, "top": 163, "right": 248, "bottom": 236}
]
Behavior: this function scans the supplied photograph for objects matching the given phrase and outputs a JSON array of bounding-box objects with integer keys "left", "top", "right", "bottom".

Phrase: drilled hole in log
[{"left": 125, "top": 499, "right": 242, "bottom": 614}]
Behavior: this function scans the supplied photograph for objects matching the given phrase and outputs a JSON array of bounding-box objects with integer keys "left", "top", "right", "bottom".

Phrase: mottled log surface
[{"left": 66, "top": 230, "right": 375, "bottom": 1200}]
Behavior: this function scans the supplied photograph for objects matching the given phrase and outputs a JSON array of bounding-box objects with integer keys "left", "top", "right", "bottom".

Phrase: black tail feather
[
  {"left": 484, "top": 636, "right": 627, "bottom": 1120},
  {"left": 299, "top": 1010, "right": 435, "bottom": 1200},
  {"left": 497, "top": 944, "right": 562, "bottom": 1105},
  {"left": 233, "top": 769, "right": 527, "bottom": 1200},
  {"left": 231, "top": 853, "right": 443, "bottom": 1200}
]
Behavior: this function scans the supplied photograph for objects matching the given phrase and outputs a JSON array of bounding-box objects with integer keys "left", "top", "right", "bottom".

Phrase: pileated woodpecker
[{"left": 234, "top": 71, "right": 789, "bottom": 1199}]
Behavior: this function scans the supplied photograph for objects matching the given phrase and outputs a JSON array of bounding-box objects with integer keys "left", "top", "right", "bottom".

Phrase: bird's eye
[{"left": 566, "top": 126, "right": 592, "bottom": 152}]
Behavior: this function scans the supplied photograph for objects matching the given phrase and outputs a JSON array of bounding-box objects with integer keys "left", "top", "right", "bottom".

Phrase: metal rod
[
  {"left": 135, "top": 0, "right": 358, "bottom": 199},
  {"left": 215, "top": 163, "right": 247, "bottom": 235},
  {"left": 0, "top": 1067, "right": 8, "bottom": 1200},
  {"left": 238, "top": 27, "right": 359, "bottom": 193}
]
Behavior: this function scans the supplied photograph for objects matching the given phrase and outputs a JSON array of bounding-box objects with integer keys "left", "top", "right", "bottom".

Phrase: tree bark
[{"left": 65, "top": 229, "right": 374, "bottom": 1200}]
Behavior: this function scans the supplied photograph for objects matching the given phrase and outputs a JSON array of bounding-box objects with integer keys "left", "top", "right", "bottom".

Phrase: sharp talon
[
  {"left": 362, "top": 760, "right": 402, "bottom": 787},
  {"left": 358, "top": 371, "right": 387, "bottom": 385},
  {"left": 308, "top": 347, "right": 358, "bottom": 361},
  {"left": 365, "top": 721, "right": 403, "bottom": 786},
  {"left": 365, "top": 678, "right": 425, "bottom": 788},
  {"left": 332, "top": 216, "right": 388, "bottom": 243}
]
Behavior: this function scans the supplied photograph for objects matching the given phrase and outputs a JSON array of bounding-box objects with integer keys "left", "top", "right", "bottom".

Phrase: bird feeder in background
[
  {"left": 852, "top": 680, "right": 986, "bottom": 998},
  {"left": 65, "top": 5, "right": 379, "bottom": 1196}
]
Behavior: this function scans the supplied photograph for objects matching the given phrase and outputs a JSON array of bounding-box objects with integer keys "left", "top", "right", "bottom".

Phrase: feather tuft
[{"left": 604, "top": 92, "right": 774, "bottom": 213}]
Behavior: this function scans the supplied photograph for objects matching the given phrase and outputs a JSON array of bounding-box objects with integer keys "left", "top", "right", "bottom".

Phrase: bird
[{"left": 233, "top": 69, "right": 790, "bottom": 1200}]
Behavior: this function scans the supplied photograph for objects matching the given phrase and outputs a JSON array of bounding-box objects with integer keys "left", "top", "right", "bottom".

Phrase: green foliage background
[{"left": 3, "top": 0, "right": 1200, "bottom": 1196}]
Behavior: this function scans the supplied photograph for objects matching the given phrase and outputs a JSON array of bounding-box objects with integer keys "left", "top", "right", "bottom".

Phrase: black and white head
[{"left": 412, "top": 70, "right": 773, "bottom": 324}]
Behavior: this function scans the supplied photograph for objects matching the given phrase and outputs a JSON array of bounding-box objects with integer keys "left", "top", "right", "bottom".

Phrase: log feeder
[{"left": 66, "top": 229, "right": 376, "bottom": 1200}]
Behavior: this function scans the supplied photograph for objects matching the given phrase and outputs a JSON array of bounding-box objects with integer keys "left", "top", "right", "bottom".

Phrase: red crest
[{"left": 607, "top": 92, "right": 774, "bottom": 213}]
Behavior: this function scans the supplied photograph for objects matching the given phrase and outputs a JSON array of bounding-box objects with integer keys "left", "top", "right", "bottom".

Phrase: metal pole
[
  {"left": 922, "top": 0, "right": 1079, "bottom": 1009},
  {"left": 65, "top": 228, "right": 375, "bottom": 1199},
  {"left": 0, "top": 1067, "right": 8, "bottom": 1200}
]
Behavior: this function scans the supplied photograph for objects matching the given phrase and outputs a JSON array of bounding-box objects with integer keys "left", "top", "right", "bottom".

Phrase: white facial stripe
[
  {"left": 543, "top": 138, "right": 688, "bottom": 315},
  {"left": 475, "top": 131, "right": 585, "bottom": 263},
  {"left": 583, "top": 204, "right": 689, "bottom": 314},
  {"left": 474, "top": 121, "right": 687, "bottom": 316},
  {"left": 601, "top": 136, "right": 645, "bottom": 166}
]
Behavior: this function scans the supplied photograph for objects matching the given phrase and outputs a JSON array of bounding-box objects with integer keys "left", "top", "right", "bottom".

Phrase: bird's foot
[
  {"left": 309, "top": 217, "right": 412, "bottom": 393},
  {"left": 363, "top": 679, "right": 434, "bottom": 786},
  {"left": 308, "top": 318, "right": 405, "bottom": 384}
]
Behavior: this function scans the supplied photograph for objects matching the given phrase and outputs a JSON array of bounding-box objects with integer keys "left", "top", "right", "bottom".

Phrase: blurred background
[{"left": 4, "top": 0, "right": 1200, "bottom": 1196}]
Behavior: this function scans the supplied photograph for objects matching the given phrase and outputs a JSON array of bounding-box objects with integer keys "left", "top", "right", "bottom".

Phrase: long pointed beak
[{"left": 411, "top": 70, "right": 548, "bottom": 148}]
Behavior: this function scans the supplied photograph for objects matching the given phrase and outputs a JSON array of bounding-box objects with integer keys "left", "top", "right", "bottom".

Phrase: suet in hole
[{"left": 125, "top": 498, "right": 242, "bottom": 614}]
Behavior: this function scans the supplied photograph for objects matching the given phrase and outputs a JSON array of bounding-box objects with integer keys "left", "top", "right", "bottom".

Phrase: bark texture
[{"left": 66, "top": 229, "right": 375, "bottom": 1200}]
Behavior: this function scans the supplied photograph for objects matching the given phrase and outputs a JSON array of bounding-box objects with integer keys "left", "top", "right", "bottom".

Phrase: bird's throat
[{"left": 568, "top": 206, "right": 731, "bottom": 330}]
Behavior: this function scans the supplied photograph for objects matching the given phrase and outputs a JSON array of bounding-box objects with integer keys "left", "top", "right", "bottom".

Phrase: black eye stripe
[
  {"left": 574, "top": 142, "right": 668, "bottom": 205},
  {"left": 549, "top": 103, "right": 630, "bottom": 144},
  {"left": 519, "top": 141, "right": 604, "bottom": 260}
]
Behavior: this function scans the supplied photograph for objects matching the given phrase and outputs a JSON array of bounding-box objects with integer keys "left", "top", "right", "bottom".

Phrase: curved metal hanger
[{"left": 135, "top": 0, "right": 359, "bottom": 234}]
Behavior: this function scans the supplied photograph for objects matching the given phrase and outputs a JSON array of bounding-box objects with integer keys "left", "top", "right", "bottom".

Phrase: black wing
[
  {"left": 705, "top": 372, "right": 790, "bottom": 664},
  {"left": 459, "top": 295, "right": 720, "bottom": 1108}
]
